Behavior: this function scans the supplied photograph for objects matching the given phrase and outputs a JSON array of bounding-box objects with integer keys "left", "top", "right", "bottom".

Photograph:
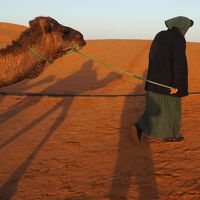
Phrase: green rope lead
[
  {"left": 28, "top": 44, "right": 173, "bottom": 90},
  {"left": 72, "top": 49, "right": 173, "bottom": 90},
  {"left": 29, "top": 47, "right": 52, "bottom": 64}
]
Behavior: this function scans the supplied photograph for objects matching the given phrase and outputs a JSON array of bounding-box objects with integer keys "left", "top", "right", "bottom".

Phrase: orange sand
[{"left": 0, "top": 22, "right": 200, "bottom": 200}]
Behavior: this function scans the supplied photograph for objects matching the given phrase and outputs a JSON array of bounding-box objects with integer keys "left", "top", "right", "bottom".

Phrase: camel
[{"left": 0, "top": 16, "right": 86, "bottom": 88}]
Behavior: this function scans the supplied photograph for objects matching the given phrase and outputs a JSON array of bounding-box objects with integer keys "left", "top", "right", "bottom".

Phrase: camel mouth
[
  {"left": 62, "top": 46, "right": 77, "bottom": 55},
  {"left": 62, "top": 46, "right": 77, "bottom": 54},
  {"left": 63, "top": 47, "right": 73, "bottom": 52},
  {"left": 63, "top": 42, "right": 86, "bottom": 54},
  {"left": 71, "top": 40, "right": 86, "bottom": 51},
  {"left": 74, "top": 45, "right": 84, "bottom": 51}
]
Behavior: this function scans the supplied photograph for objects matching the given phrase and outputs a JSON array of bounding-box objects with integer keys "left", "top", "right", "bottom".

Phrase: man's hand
[{"left": 170, "top": 88, "right": 178, "bottom": 95}]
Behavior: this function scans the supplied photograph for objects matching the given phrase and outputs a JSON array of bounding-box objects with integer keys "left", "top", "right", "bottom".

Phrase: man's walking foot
[
  {"left": 163, "top": 137, "right": 174, "bottom": 142},
  {"left": 163, "top": 136, "right": 184, "bottom": 142},
  {"left": 174, "top": 136, "right": 184, "bottom": 142}
]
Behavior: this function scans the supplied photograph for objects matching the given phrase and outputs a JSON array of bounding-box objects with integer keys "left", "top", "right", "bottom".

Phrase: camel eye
[
  {"left": 46, "top": 23, "right": 55, "bottom": 32},
  {"left": 50, "top": 23, "right": 54, "bottom": 28},
  {"left": 75, "top": 34, "right": 83, "bottom": 40},
  {"left": 62, "top": 30, "right": 70, "bottom": 38}
]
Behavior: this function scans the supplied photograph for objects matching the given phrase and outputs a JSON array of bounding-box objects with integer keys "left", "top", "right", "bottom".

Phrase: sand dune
[
  {"left": 0, "top": 22, "right": 200, "bottom": 200},
  {"left": 0, "top": 22, "right": 27, "bottom": 48}
]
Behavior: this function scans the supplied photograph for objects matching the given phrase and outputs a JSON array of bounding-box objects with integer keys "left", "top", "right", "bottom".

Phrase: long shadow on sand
[
  {"left": 108, "top": 72, "right": 159, "bottom": 199},
  {"left": 0, "top": 60, "right": 120, "bottom": 149},
  {"left": 0, "top": 75, "right": 55, "bottom": 115},
  {"left": 0, "top": 60, "right": 120, "bottom": 199}
]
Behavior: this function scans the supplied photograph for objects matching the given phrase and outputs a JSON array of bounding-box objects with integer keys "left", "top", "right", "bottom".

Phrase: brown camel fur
[{"left": 0, "top": 16, "right": 86, "bottom": 88}]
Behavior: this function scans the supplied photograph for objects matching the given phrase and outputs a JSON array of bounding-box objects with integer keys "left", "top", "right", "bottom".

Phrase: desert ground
[{"left": 0, "top": 22, "right": 200, "bottom": 200}]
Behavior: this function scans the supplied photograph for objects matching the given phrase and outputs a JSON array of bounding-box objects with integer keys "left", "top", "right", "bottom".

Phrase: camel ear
[
  {"left": 29, "top": 17, "right": 40, "bottom": 28},
  {"left": 29, "top": 17, "right": 56, "bottom": 33},
  {"left": 38, "top": 17, "right": 56, "bottom": 33}
]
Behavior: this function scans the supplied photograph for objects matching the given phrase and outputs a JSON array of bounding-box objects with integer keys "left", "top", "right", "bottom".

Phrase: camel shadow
[
  {"left": 0, "top": 76, "right": 56, "bottom": 125},
  {"left": 108, "top": 70, "right": 159, "bottom": 200},
  {"left": 0, "top": 75, "right": 55, "bottom": 114},
  {"left": 0, "top": 60, "right": 121, "bottom": 149},
  {"left": 0, "top": 60, "right": 121, "bottom": 199}
]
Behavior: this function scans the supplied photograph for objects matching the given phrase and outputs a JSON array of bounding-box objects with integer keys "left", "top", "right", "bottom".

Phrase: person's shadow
[
  {"left": 0, "top": 60, "right": 121, "bottom": 200},
  {"left": 107, "top": 70, "right": 159, "bottom": 200}
]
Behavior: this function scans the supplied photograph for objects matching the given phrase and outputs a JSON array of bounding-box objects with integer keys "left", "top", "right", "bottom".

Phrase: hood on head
[{"left": 165, "top": 16, "right": 193, "bottom": 35}]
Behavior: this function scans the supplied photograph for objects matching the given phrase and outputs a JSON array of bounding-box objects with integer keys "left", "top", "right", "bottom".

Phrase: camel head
[{"left": 29, "top": 16, "right": 86, "bottom": 55}]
